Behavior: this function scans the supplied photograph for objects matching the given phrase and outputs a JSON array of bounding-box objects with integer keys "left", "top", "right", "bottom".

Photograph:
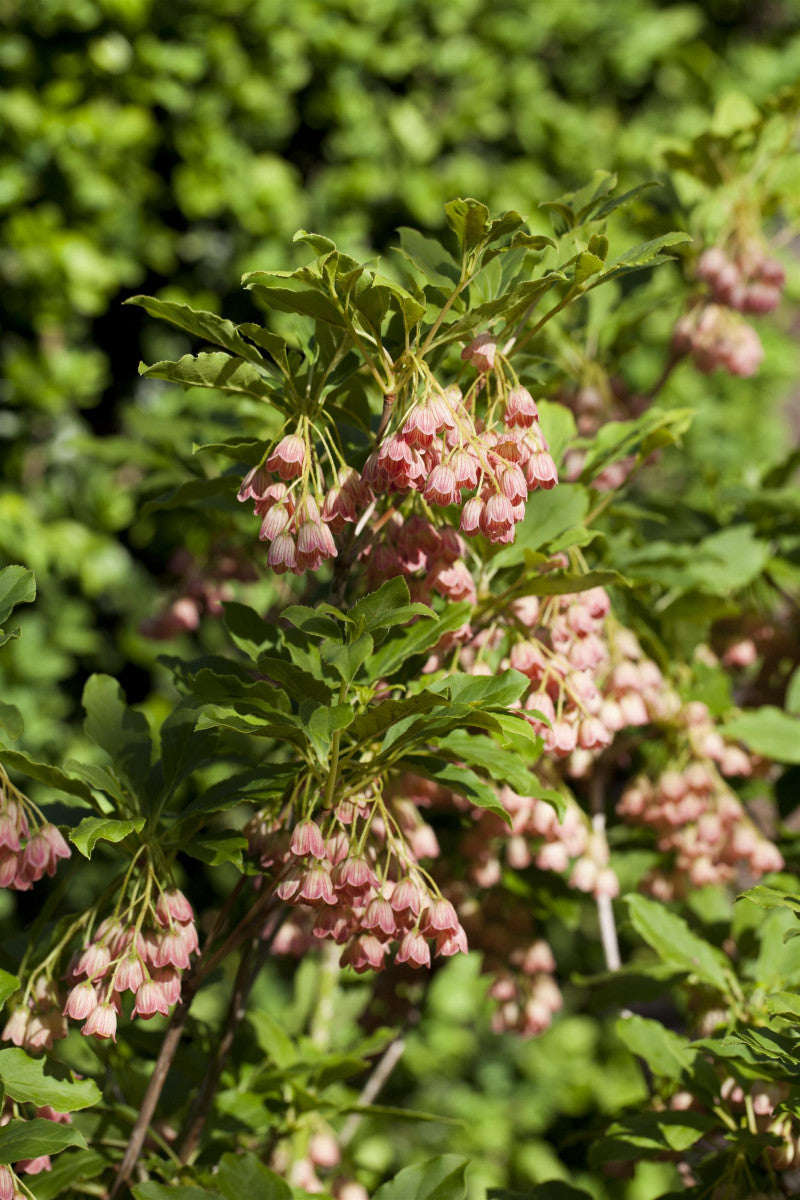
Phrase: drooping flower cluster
[
  {"left": 238, "top": 334, "right": 556, "bottom": 580},
  {"left": 239, "top": 446, "right": 366, "bottom": 576},
  {"left": 697, "top": 242, "right": 785, "bottom": 314},
  {"left": 365, "top": 346, "right": 557, "bottom": 547},
  {"left": 0, "top": 769, "right": 70, "bottom": 891},
  {"left": 618, "top": 761, "right": 783, "bottom": 898},
  {"left": 672, "top": 303, "right": 764, "bottom": 377},
  {"left": 61, "top": 888, "right": 198, "bottom": 1041},
  {"left": 360, "top": 515, "right": 477, "bottom": 605},
  {"left": 248, "top": 793, "right": 467, "bottom": 974},
  {"left": 504, "top": 588, "right": 677, "bottom": 762},
  {"left": 0, "top": 1102, "right": 72, "bottom": 1183}
]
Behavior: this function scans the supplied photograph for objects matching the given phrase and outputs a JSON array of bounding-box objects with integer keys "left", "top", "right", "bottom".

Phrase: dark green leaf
[
  {"left": 625, "top": 895, "right": 732, "bottom": 993},
  {"left": 215, "top": 1151, "right": 291, "bottom": 1200},
  {"left": 0, "top": 972, "right": 19, "bottom": 1012},
  {"left": 444, "top": 198, "right": 491, "bottom": 255},
  {"left": 433, "top": 669, "right": 529, "bottom": 709},
  {"left": 321, "top": 632, "right": 374, "bottom": 684},
  {"left": 0, "top": 565, "right": 36, "bottom": 626},
  {"left": 723, "top": 707, "right": 800, "bottom": 764},
  {"left": 368, "top": 603, "right": 472, "bottom": 679},
  {"left": 0, "top": 1118, "right": 86, "bottom": 1164},
  {"left": 615, "top": 1015, "right": 693, "bottom": 1080},
  {"left": 373, "top": 1154, "right": 468, "bottom": 1200},
  {"left": 140, "top": 352, "right": 278, "bottom": 402},
  {"left": 125, "top": 296, "right": 265, "bottom": 365},
  {"left": 0, "top": 703, "right": 23, "bottom": 740},
  {"left": 349, "top": 578, "right": 435, "bottom": 634},
  {"left": 139, "top": 475, "right": 234, "bottom": 519},
  {"left": 0, "top": 1048, "right": 101, "bottom": 1111},
  {"left": 69, "top": 816, "right": 145, "bottom": 859},
  {"left": 0, "top": 750, "right": 95, "bottom": 806},
  {"left": 82, "top": 674, "right": 153, "bottom": 796}
]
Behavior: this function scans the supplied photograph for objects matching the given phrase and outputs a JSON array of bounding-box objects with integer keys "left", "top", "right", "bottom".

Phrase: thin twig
[
  {"left": 338, "top": 1036, "right": 407, "bottom": 1148},
  {"left": 176, "top": 935, "right": 258, "bottom": 1163},
  {"left": 110, "top": 890, "right": 278, "bottom": 1196},
  {"left": 178, "top": 909, "right": 289, "bottom": 1163},
  {"left": 588, "top": 763, "right": 622, "bottom": 975}
]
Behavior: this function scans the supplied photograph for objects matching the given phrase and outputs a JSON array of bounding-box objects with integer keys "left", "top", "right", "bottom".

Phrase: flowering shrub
[{"left": 0, "top": 77, "right": 798, "bottom": 1200}]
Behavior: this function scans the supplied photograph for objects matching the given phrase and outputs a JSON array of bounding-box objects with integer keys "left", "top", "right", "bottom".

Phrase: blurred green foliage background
[{"left": 1, "top": 2, "right": 799, "bottom": 1195}]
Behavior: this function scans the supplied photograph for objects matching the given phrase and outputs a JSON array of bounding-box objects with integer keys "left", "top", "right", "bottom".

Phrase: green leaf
[
  {"left": 0, "top": 1048, "right": 101, "bottom": 1111},
  {"left": 594, "top": 232, "right": 691, "bottom": 282},
  {"left": 244, "top": 277, "right": 347, "bottom": 328},
  {"left": 0, "top": 565, "right": 36, "bottom": 626},
  {"left": 139, "top": 475, "right": 234, "bottom": 519},
  {"left": 222, "top": 602, "right": 276, "bottom": 661},
  {"left": 185, "top": 832, "right": 248, "bottom": 867},
  {"left": 0, "top": 1118, "right": 86, "bottom": 1164},
  {"left": 435, "top": 669, "right": 529, "bottom": 710},
  {"left": 490, "top": 1187, "right": 593, "bottom": 1200},
  {"left": 437, "top": 729, "right": 542, "bottom": 796},
  {"left": 625, "top": 895, "right": 732, "bottom": 993},
  {"left": 140, "top": 352, "right": 277, "bottom": 402},
  {"left": 133, "top": 1187, "right": 219, "bottom": 1200},
  {"left": 0, "top": 972, "right": 19, "bottom": 1012},
  {"left": 395, "top": 228, "right": 461, "bottom": 291},
  {"left": 510, "top": 232, "right": 557, "bottom": 252},
  {"left": 69, "top": 816, "right": 145, "bottom": 858},
  {"left": 723, "top": 706, "right": 800, "bottom": 764},
  {"left": 125, "top": 297, "right": 266, "bottom": 366},
  {"left": 373, "top": 1154, "right": 469, "bottom": 1200},
  {"left": 158, "top": 698, "right": 219, "bottom": 797},
  {"left": 0, "top": 750, "right": 95, "bottom": 806},
  {"left": 579, "top": 407, "right": 694, "bottom": 482},
  {"left": 574, "top": 251, "right": 605, "bottom": 285},
  {"left": 368, "top": 603, "right": 472, "bottom": 679},
  {"left": 305, "top": 703, "right": 355, "bottom": 760},
  {"left": 236, "top": 323, "right": 291, "bottom": 375},
  {"left": 738, "top": 883, "right": 800, "bottom": 913},
  {"left": 765, "top": 991, "right": 800, "bottom": 1019},
  {"left": 214, "top": 1152, "right": 292, "bottom": 1200},
  {"left": 349, "top": 578, "right": 435, "bottom": 634},
  {"left": 433, "top": 275, "right": 565, "bottom": 348},
  {"left": 0, "top": 702, "right": 23, "bottom": 740},
  {"left": 615, "top": 1015, "right": 693, "bottom": 1080},
  {"left": 491, "top": 484, "right": 589, "bottom": 569},
  {"left": 83, "top": 674, "right": 153, "bottom": 796},
  {"left": 25, "top": 1148, "right": 105, "bottom": 1199},
  {"left": 400, "top": 756, "right": 509, "bottom": 822},
  {"left": 444, "top": 198, "right": 490, "bottom": 256},
  {"left": 257, "top": 656, "right": 331, "bottom": 705},
  {"left": 589, "top": 1111, "right": 713, "bottom": 1164},
  {"left": 351, "top": 692, "right": 451, "bottom": 744},
  {"left": 321, "top": 631, "right": 374, "bottom": 684}
]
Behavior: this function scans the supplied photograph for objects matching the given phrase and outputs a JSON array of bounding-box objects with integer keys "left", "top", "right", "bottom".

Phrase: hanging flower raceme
[
  {"left": 247, "top": 786, "right": 468, "bottom": 974},
  {"left": 238, "top": 428, "right": 372, "bottom": 577},
  {"left": 363, "top": 337, "right": 557, "bottom": 548},
  {"left": 52, "top": 886, "right": 198, "bottom": 1043},
  {"left": 0, "top": 768, "right": 70, "bottom": 892}
]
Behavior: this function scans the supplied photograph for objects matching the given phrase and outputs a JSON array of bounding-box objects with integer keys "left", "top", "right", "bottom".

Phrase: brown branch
[
  {"left": 176, "top": 935, "right": 259, "bottom": 1164},
  {"left": 177, "top": 909, "right": 289, "bottom": 1164},
  {"left": 110, "top": 888, "right": 279, "bottom": 1197}
]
